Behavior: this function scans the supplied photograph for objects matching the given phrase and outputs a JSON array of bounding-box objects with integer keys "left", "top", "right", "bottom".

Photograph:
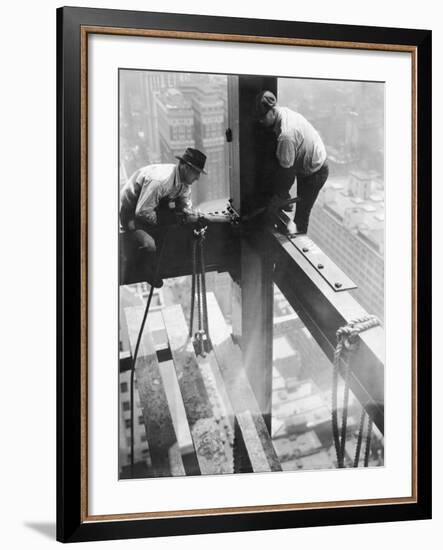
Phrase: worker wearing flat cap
[
  {"left": 255, "top": 90, "right": 329, "bottom": 234},
  {"left": 120, "top": 147, "right": 207, "bottom": 287}
]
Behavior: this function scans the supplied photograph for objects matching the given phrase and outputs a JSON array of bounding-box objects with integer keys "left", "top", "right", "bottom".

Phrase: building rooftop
[
  {"left": 319, "top": 174, "right": 385, "bottom": 253},
  {"left": 157, "top": 88, "right": 192, "bottom": 110}
]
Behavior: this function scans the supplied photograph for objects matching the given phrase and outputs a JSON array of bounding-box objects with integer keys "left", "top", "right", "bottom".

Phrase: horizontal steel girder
[{"left": 266, "top": 230, "right": 385, "bottom": 434}]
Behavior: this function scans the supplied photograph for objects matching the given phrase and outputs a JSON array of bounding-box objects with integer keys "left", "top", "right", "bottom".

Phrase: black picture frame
[{"left": 57, "top": 6, "right": 432, "bottom": 543}]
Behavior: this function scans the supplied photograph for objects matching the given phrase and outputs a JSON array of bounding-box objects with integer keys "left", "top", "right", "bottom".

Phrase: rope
[
  {"left": 364, "top": 416, "right": 373, "bottom": 467},
  {"left": 331, "top": 340, "right": 343, "bottom": 467},
  {"left": 339, "top": 361, "right": 351, "bottom": 468},
  {"left": 130, "top": 284, "right": 155, "bottom": 472},
  {"left": 130, "top": 229, "right": 170, "bottom": 473},
  {"left": 353, "top": 409, "right": 366, "bottom": 467},
  {"left": 332, "top": 314, "right": 380, "bottom": 469}
]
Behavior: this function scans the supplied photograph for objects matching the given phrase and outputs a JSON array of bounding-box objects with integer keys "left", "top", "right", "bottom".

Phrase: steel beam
[{"left": 268, "top": 230, "right": 385, "bottom": 433}]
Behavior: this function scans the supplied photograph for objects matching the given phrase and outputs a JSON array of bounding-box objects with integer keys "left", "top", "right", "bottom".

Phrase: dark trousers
[
  {"left": 256, "top": 129, "right": 328, "bottom": 233},
  {"left": 120, "top": 224, "right": 164, "bottom": 285},
  {"left": 265, "top": 159, "right": 329, "bottom": 233},
  {"left": 130, "top": 227, "right": 158, "bottom": 255},
  {"left": 295, "top": 162, "right": 329, "bottom": 233}
]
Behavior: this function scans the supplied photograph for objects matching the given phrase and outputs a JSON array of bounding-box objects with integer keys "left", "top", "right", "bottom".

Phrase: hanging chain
[
  {"left": 199, "top": 234, "right": 211, "bottom": 353},
  {"left": 364, "top": 416, "right": 373, "bottom": 467},
  {"left": 189, "top": 236, "right": 197, "bottom": 338},
  {"left": 332, "top": 314, "right": 380, "bottom": 469},
  {"left": 353, "top": 408, "right": 366, "bottom": 467},
  {"left": 189, "top": 225, "right": 211, "bottom": 356}
]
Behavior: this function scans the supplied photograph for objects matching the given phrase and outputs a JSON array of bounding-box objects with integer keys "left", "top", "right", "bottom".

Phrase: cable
[
  {"left": 199, "top": 232, "right": 211, "bottom": 352},
  {"left": 364, "top": 416, "right": 373, "bottom": 467},
  {"left": 189, "top": 237, "right": 197, "bottom": 337},
  {"left": 129, "top": 228, "right": 170, "bottom": 473},
  {"left": 331, "top": 315, "right": 380, "bottom": 469},
  {"left": 354, "top": 408, "right": 366, "bottom": 467},
  {"left": 189, "top": 225, "right": 211, "bottom": 357}
]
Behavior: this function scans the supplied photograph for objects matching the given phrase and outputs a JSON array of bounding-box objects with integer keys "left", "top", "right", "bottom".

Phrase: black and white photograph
[
  {"left": 51, "top": 2, "right": 431, "bottom": 545},
  {"left": 0, "top": 0, "right": 436, "bottom": 546},
  {"left": 118, "top": 69, "right": 385, "bottom": 480}
]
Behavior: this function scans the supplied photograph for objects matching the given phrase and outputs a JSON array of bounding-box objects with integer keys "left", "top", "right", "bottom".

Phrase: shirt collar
[
  {"left": 273, "top": 107, "right": 282, "bottom": 136},
  {"left": 174, "top": 163, "right": 182, "bottom": 188},
  {"left": 175, "top": 163, "right": 191, "bottom": 190}
]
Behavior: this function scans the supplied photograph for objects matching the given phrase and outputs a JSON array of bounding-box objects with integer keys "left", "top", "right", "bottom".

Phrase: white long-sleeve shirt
[
  {"left": 120, "top": 163, "right": 192, "bottom": 228},
  {"left": 274, "top": 107, "right": 327, "bottom": 176}
]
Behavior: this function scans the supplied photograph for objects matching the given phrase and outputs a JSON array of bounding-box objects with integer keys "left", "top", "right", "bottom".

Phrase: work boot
[
  {"left": 145, "top": 266, "right": 163, "bottom": 288},
  {"left": 280, "top": 194, "right": 294, "bottom": 212}
]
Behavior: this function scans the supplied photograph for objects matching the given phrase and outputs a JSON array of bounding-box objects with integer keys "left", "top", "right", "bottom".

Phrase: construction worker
[
  {"left": 120, "top": 147, "right": 207, "bottom": 288},
  {"left": 255, "top": 90, "right": 329, "bottom": 234}
]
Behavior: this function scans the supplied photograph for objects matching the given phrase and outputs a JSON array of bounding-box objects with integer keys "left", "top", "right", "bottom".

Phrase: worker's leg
[
  {"left": 131, "top": 228, "right": 163, "bottom": 288},
  {"left": 272, "top": 163, "right": 297, "bottom": 212},
  {"left": 294, "top": 161, "right": 329, "bottom": 234},
  {"left": 258, "top": 131, "right": 297, "bottom": 212}
]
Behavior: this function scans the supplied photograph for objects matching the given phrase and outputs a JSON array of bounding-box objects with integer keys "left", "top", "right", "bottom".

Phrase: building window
[
  {"left": 122, "top": 401, "right": 131, "bottom": 411},
  {"left": 120, "top": 382, "right": 128, "bottom": 393}
]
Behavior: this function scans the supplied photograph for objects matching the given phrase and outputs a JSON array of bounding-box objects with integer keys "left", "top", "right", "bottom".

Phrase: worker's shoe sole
[
  {"left": 148, "top": 277, "right": 163, "bottom": 289},
  {"left": 145, "top": 268, "right": 163, "bottom": 288}
]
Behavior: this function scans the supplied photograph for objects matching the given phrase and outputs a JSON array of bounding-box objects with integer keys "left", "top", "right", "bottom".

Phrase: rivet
[
  {"left": 302, "top": 247, "right": 309, "bottom": 253},
  {"left": 317, "top": 263, "right": 324, "bottom": 269},
  {"left": 334, "top": 282, "right": 342, "bottom": 289}
]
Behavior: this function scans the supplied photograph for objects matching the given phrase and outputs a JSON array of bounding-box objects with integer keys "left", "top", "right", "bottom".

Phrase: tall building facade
[
  {"left": 189, "top": 83, "right": 228, "bottom": 203},
  {"left": 155, "top": 88, "right": 195, "bottom": 162},
  {"left": 308, "top": 172, "right": 385, "bottom": 322},
  {"left": 120, "top": 71, "right": 230, "bottom": 206}
]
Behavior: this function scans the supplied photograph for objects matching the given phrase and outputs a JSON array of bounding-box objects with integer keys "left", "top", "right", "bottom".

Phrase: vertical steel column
[{"left": 236, "top": 75, "right": 278, "bottom": 432}]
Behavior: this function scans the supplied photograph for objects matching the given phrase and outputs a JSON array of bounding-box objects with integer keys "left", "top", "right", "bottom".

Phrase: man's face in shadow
[
  {"left": 181, "top": 163, "right": 201, "bottom": 186},
  {"left": 258, "top": 108, "right": 277, "bottom": 129}
]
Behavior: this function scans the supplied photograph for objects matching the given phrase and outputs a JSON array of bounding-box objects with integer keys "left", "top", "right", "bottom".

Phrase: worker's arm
[
  {"left": 175, "top": 186, "right": 204, "bottom": 223},
  {"left": 135, "top": 178, "right": 167, "bottom": 225},
  {"left": 175, "top": 185, "right": 193, "bottom": 213},
  {"left": 276, "top": 138, "right": 296, "bottom": 169},
  {"left": 119, "top": 168, "right": 143, "bottom": 229}
]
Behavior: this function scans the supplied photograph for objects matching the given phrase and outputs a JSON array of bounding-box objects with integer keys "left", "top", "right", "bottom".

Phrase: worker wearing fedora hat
[
  {"left": 120, "top": 148, "right": 208, "bottom": 287},
  {"left": 175, "top": 147, "right": 208, "bottom": 175}
]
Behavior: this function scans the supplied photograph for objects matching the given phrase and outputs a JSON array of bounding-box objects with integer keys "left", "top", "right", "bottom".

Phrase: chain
[
  {"left": 189, "top": 237, "right": 197, "bottom": 338},
  {"left": 364, "top": 416, "right": 373, "bottom": 467},
  {"left": 189, "top": 225, "right": 211, "bottom": 357},
  {"left": 199, "top": 234, "right": 211, "bottom": 353}
]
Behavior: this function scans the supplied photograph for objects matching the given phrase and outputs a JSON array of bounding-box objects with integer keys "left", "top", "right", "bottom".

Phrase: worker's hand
[
  {"left": 267, "top": 194, "right": 282, "bottom": 214},
  {"left": 185, "top": 210, "right": 205, "bottom": 224}
]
